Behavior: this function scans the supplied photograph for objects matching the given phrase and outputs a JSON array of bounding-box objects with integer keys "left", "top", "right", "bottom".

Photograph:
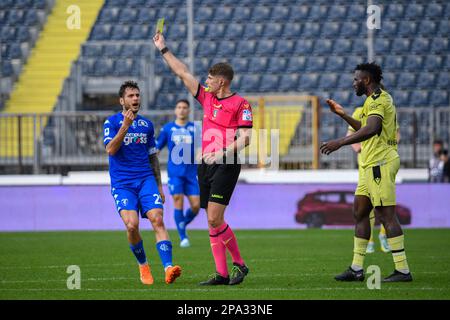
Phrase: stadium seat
[
  {"left": 235, "top": 40, "right": 256, "bottom": 57},
  {"left": 345, "top": 55, "right": 365, "bottom": 71},
  {"left": 404, "top": 3, "right": 425, "bottom": 19},
  {"left": 385, "top": 4, "right": 405, "bottom": 19},
  {"left": 391, "top": 38, "right": 411, "bottom": 54},
  {"left": 248, "top": 57, "right": 268, "bottom": 73},
  {"left": 16, "top": 26, "right": 30, "bottom": 42},
  {"left": 430, "top": 38, "right": 448, "bottom": 54},
  {"left": 430, "top": 90, "right": 449, "bottom": 107},
  {"left": 98, "top": 8, "right": 119, "bottom": 23},
  {"left": 81, "top": 59, "right": 95, "bottom": 76},
  {"left": 271, "top": 6, "right": 290, "bottom": 22},
  {"left": 410, "top": 90, "right": 429, "bottom": 107},
  {"left": 425, "top": 2, "right": 444, "bottom": 18},
  {"left": 216, "top": 41, "right": 236, "bottom": 57},
  {"left": 378, "top": 21, "right": 398, "bottom": 37},
  {"left": 283, "top": 23, "right": 301, "bottom": 39},
  {"left": 298, "top": 73, "right": 319, "bottom": 90},
  {"left": 266, "top": 57, "right": 288, "bottom": 73},
  {"left": 193, "top": 24, "right": 207, "bottom": 38},
  {"left": 33, "top": 0, "right": 46, "bottom": 9},
  {"left": 24, "top": 10, "right": 39, "bottom": 26},
  {"left": 397, "top": 73, "right": 417, "bottom": 89},
  {"left": 325, "top": 56, "right": 345, "bottom": 72},
  {"left": 114, "top": 59, "right": 139, "bottom": 77},
  {"left": 279, "top": 74, "right": 299, "bottom": 92},
  {"left": 373, "top": 38, "right": 391, "bottom": 55},
  {"left": 1, "top": 60, "right": 14, "bottom": 77},
  {"left": 230, "top": 57, "right": 248, "bottom": 73},
  {"left": 416, "top": 73, "right": 436, "bottom": 89},
  {"left": 307, "top": 5, "right": 328, "bottom": 20},
  {"left": 243, "top": 24, "right": 264, "bottom": 40},
  {"left": 250, "top": 6, "right": 271, "bottom": 22},
  {"left": 102, "top": 44, "right": 122, "bottom": 57},
  {"left": 173, "top": 7, "right": 187, "bottom": 23},
  {"left": 93, "top": 59, "right": 114, "bottom": 77},
  {"left": 330, "top": 91, "right": 351, "bottom": 106},
  {"left": 417, "top": 20, "right": 438, "bottom": 36},
  {"left": 167, "top": 24, "right": 186, "bottom": 40},
  {"left": 155, "top": 59, "right": 169, "bottom": 74},
  {"left": 321, "top": 22, "right": 340, "bottom": 38},
  {"left": 7, "top": 10, "right": 25, "bottom": 25},
  {"left": 318, "top": 74, "right": 338, "bottom": 90},
  {"left": 436, "top": 72, "right": 450, "bottom": 89},
  {"left": 259, "top": 75, "right": 280, "bottom": 92},
  {"left": 89, "top": 25, "right": 111, "bottom": 41},
  {"left": 231, "top": 6, "right": 251, "bottom": 21},
  {"left": 437, "top": 20, "right": 449, "bottom": 36},
  {"left": 410, "top": 38, "right": 430, "bottom": 54},
  {"left": 6, "top": 43, "right": 22, "bottom": 59},
  {"left": 336, "top": 73, "right": 353, "bottom": 89},
  {"left": 398, "top": 21, "right": 417, "bottom": 37},
  {"left": 158, "top": 8, "right": 177, "bottom": 22},
  {"left": 340, "top": 22, "right": 360, "bottom": 38},
  {"left": 294, "top": 39, "right": 314, "bottom": 54},
  {"left": 121, "top": 44, "right": 140, "bottom": 57},
  {"left": 382, "top": 73, "right": 397, "bottom": 89},
  {"left": 118, "top": 9, "right": 138, "bottom": 24},
  {"left": 137, "top": 9, "right": 158, "bottom": 24},
  {"left": 332, "top": 39, "right": 352, "bottom": 55},
  {"left": 347, "top": 4, "right": 365, "bottom": 20},
  {"left": 424, "top": 55, "right": 443, "bottom": 71},
  {"left": 301, "top": 22, "right": 321, "bottom": 38},
  {"left": 1, "top": 27, "right": 16, "bottom": 42},
  {"left": 224, "top": 24, "right": 244, "bottom": 40},
  {"left": 264, "top": 23, "right": 283, "bottom": 39},
  {"left": 313, "top": 39, "right": 333, "bottom": 56},
  {"left": 351, "top": 39, "right": 367, "bottom": 55},
  {"left": 404, "top": 55, "right": 423, "bottom": 71},
  {"left": 213, "top": 6, "right": 233, "bottom": 21},
  {"left": 274, "top": 39, "right": 295, "bottom": 56},
  {"left": 286, "top": 56, "right": 306, "bottom": 73},
  {"left": 384, "top": 55, "right": 404, "bottom": 71},
  {"left": 327, "top": 4, "right": 348, "bottom": 21},
  {"left": 288, "top": 5, "right": 309, "bottom": 21},
  {"left": 129, "top": 25, "right": 149, "bottom": 40},
  {"left": 239, "top": 74, "right": 260, "bottom": 93},
  {"left": 255, "top": 40, "right": 275, "bottom": 55},
  {"left": 196, "top": 41, "right": 217, "bottom": 56},
  {"left": 110, "top": 25, "right": 130, "bottom": 40}
]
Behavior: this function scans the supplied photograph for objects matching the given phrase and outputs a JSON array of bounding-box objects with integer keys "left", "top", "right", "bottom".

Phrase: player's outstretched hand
[
  {"left": 122, "top": 110, "right": 135, "bottom": 128},
  {"left": 326, "top": 99, "right": 345, "bottom": 117},
  {"left": 153, "top": 32, "right": 166, "bottom": 51},
  {"left": 320, "top": 139, "right": 343, "bottom": 155}
]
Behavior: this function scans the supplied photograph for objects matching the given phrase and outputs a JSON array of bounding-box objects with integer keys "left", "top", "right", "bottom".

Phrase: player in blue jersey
[
  {"left": 156, "top": 99, "right": 200, "bottom": 248},
  {"left": 103, "top": 80, "right": 182, "bottom": 285}
]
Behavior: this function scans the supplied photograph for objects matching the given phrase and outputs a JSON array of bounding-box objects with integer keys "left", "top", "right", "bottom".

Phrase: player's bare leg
[
  {"left": 121, "top": 210, "right": 153, "bottom": 285},
  {"left": 335, "top": 195, "right": 372, "bottom": 281},
  {"left": 375, "top": 206, "right": 412, "bottom": 282},
  {"left": 147, "top": 209, "right": 181, "bottom": 284}
]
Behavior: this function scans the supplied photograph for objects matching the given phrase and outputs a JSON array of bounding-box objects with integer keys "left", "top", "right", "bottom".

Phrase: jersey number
[{"left": 153, "top": 194, "right": 162, "bottom": 205}]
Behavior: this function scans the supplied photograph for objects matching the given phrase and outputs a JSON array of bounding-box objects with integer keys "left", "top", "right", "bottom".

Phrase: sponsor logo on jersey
[
  {"left": 242, "top": 109, "right": 252, "bottom": 121},
  {"left": 211, "top": 194, "right": 224, "bottom": 199},
  {"left": 138, "top": 119, "right": 148, "bottom": 127},
  {"left": 123, "top": 133, "right": 148, "bottom": 145},
  {"left": 121, "top": 199, "right": 128, "bottom": 206}
]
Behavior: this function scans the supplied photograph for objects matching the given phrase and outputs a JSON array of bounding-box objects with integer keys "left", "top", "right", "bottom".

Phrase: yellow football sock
[
  {"left": 351, "top": 237, "right": 368, "bottom": 271},
  {"left": 379, "top": 224, "right": 386, "bottom": 236},
  {"left": 369, "top": 210, "right": 375, "bottom": 242},
  {"left": 387, "top": 235, "right": 410, "bottom": 273}
]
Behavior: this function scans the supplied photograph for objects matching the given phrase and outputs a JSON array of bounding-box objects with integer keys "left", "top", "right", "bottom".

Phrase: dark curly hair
[
  {"left": 355, "top": 62, "right": 383, "bottom": 83},
  {"left": 118, "top": 80, "right": 140, "bottom": 98}
]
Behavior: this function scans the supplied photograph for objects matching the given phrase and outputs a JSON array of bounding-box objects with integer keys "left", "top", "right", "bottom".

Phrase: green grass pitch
[{"left": 0, "top": 229, "right": 449, "bottom": 300}]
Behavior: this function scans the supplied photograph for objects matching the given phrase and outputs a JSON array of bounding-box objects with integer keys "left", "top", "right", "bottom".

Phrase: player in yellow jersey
[
  {"left": 347, "top": 106, "right": 400, "bottom": 254},
  {"left": 321, "top": 63, "right": 412, "bottom": 282}
]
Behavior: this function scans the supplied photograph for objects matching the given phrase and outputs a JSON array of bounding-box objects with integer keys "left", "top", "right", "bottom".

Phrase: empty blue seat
[
  {"left": 231, "top": 6, "right": 251, "bottom": 21},
  {"left": 167, "top": 24, "right": 186, "bottom": 40},
  {"left": 308, "top": 5, "right": 328, "bottom": 20},
  {"left": 194, "top": 58, "right": 209, "bottom": 75},
  {"left": 274, "top": 39, "right": 295, "bottom": 56},
  {"left": 248, "top": 57, "right": 268, "bottom": 73},
  {"left": 373, "top": 38, "right": 391, "bottom": 55},
  {"left": 436, "top": 72, "right": 449, "bottom": 89},
  {"left": 155, "top": 59, "right": 169, "bottom": 74},
  {"left": 266, "top": 57, "right": 287, "bottom": 73},
  {"left": 283, "top": 23, "right": 301, "bottom": 39},
  {"left": 398, "top": 21, "right": 417, "bottom": 37},
  {"left": 250, "top": 6, "right": 271, "bottom": 22},
  {"left": 336, "top": 73, "right": 353, "bottom": 89},
  {"left": 391, "top": 38, "right": 410, "bottom": 54},
  {"left": 24, "top": 10, "right": 39, "bottom": 26},
  {"left": 155, "top": 94, "right": 174, "bottom": 108},
  {"left": 345, "top": 55, "right": 365, "bottom": 71},
  {"left": 174, "top": 7, "right": 187, "bottom": 23},
  {"left": 160, "top": 77, "right": 181, "bottom": 93},
  {"left": 327, "top": 4, "right": 347, "bottom": 21},
  {"left": 224, "top": 24, "right": 244, "bottom": 39},
  {"left": 313, "top": 39, "right": 333, "bottom": 55},
  {"left": 301, "top": 22, "right": 321, "bottom": 38},
  {"left": 93, "top": 59, "right": 113, "bottom": 77},
  {"left": 379, "top": 21, "right": 398, "bottom": 37},
  {"left": 330, "top": 91, "right": 351, "bottom": 106},
  {"left": 430, "top": 38, "right": 448, "bottom": 54},
  {"left": 298, "top": 73, "right": 319, "bottom": 90},
  {"left": 33, "top": 0, "right": 46, "bottom": 9},
  {"left": 255, "top": 40, "right": 275, "bottom": 55},
  {"left": 8, "top": 10, "right": 25, "bottom": 25},
  {"left": 437, "top": 20, "right": 449, "bottom": 36},
  {"left": 243, "top": 23, "right": 264, "bottom": 40},
  {"left": 1, "top": 60, "right": 13, "bottom": 76},
  {"left": 424, "top": 55, "right": 443, "bottom": 71},
  {"left": 288, "top": 5, "right": 309, "bottom": 21},
  {"left": 158, "top": 8, "right": 177, "bottom": 22},
  {"left": 118, "top": 9, "right": 137, "bottom": 24},
  {"left": 110, "top": 25, "right": 130, "bottom": 40},
  {"left": 121, "top": 44, "right": 140, "bottom": 57},
  {"left": 127, "top": 0, "right": 145, "bottom": 7},
  {"left": 404, "top": 3, "right": 424, "bottom": 19},
  {"left": 271, "top": 6, "right": 290, "bottom": 22},
  {"left": 325, "top": 56, "right": 345, "bottom": 72},
  {"left": 98, "top": 8, "right": 119, "bottom": 23},
  {"left": 194, "top": 24, "right": 207, "bottom": 38},
  {"left": 321, "top": 22, "right": 340, "bottom": 38},
  {"left": 382, "top": 73, "right": 397, "bottom": 89},
  {"left": 205, "top": 24, "right": 226, "bottom": 39},
  {"left": 137, "top": 9, "right": 157, "bottom": 24},
  {"left": 264, "top": 23, "right": 283, "bottom": 39},
  {"left": 417, "top": 74, "right": 435, "bottom": 89},
  {"left": 385, "top": 4, "right": 404, "bottom": 19},
  {"left": 213, "top": 6, "right": 233, "bottom": 21},
  {"left": 7, "top": 43, "right": 22, "bottom": 59},
  {"left": 404, "top": 55, "right": 423, "bottom": 71},
  {"left": 397, "top": 73, "right": 416, "bottom": 89},
  {"left": 129, "top": 25, "right": 149, "bottom": 40},
  {"left": 239, "top": 75, "right": 260, "bottom": 92},
  {"left": 89, "top": 25, "right": 110, "bottom": 40},
  {"left": 102, "top": 44, "right": 122, "bottom": 57},
  {"left": 0, "top": 27, "right": 16, "bottom": 42},
  {"left": 81, "top": 59, "right": 95, "bottom": 75},
  {"left": 444, "top": 54, "right": 450, "bottom": 71},
  {"left": 230, "top": 58, "right": 248, "bottom": 73},
  {"left": 196, "top": 41, "right": 216, "bottom": 56},
  {"left": 195, "top": 7, "right": 214, "bottom": 23},
  {"left": 347, "top": 4, "right": 365, "bottom": 20},
  {"left": 279, "top": 74, "right": 299, "bottom": 91},
  {"left": 430, "top": 91, "right": 448, "bottom": 107},
  {"left": 216, "top": 41, "right": 236, "bottom": 56},
  {"left": 341, "top": 22, "right": 360, "bottom": 37},
  {"left": 305, "top": 57, "right": 326, "bottom": 72},
  {"left": 16, "top": 26, "right": 30, "bottom": 42},
  {"left": 333, "top": 39, "right": 352, "bottom": 55},
  {"left": 260, "top": 75, "right": 280, "bottom": 92},
  {"left": 351, "top": 39, "right": 367, "bottom": 55},
  {"left": 410, "top": 38, "right": 430, "bottom": 54},
  {"left": 417, "top": 20, "right": 437, "bottom": 36},
  {"left": 384, "top": 55, "right": 404, "bottom": 71},
  {"left": 318, "top": 74, "right": 338, "bottom": 89},
  {"left": 114, "top": 59, "right": 139, "bottom": 77},
  {"left": 286, "top": 56, "right": 306, "bottom": 73},
  {"left": 294, "top": 39, "right": 313, "bottom": 54},
  {"left": 235, "top": 40, "right": 256, "bottom": 57}
]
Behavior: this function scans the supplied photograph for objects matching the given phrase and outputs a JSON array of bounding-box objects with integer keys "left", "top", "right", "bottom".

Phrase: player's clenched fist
[
  {"left": 326, "top": 99, "right": 346, "bottom": 117},
  {"left": 153, "top": 32, "right": 166, "bottom": 50},
  {"left": 122, "top": 110, "right": 135, "bottom": 128}
]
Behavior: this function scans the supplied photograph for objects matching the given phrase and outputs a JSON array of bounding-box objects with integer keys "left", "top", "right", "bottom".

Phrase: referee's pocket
[{"left": 372, "top": 165, "right": 382, "bottom": 185}]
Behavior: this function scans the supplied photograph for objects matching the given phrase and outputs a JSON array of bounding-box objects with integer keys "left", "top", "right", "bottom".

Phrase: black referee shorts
[{"left": 197, "top": 162, "right": 241, "bottom": 209}]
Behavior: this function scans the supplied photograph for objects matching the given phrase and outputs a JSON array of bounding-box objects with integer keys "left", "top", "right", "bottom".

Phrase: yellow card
[{"left": 156, "top": 18, "right": 165, "bottom": 34}]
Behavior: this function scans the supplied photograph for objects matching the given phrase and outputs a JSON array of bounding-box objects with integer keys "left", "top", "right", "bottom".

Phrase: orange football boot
[
  {"left": 165, "top": 265, "right": 182, "bottom": 284},
  {"left": 139, "top": 263, "right": 154, "bottom": 285}
]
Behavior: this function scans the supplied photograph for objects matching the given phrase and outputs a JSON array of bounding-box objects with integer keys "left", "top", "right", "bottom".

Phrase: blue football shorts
[{"left": 167, "top": 174, "right": 200, "bottom": 196}]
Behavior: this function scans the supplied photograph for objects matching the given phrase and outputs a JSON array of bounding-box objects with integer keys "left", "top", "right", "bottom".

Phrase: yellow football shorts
[{"left": 364, "top": 157, "right": 400, "bottom": 207}]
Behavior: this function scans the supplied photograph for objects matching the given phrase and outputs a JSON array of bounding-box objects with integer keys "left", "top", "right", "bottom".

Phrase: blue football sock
[
  {"left": 174, "top": 209, "right": 187, "bottom": 240},
  {"left": 129, "top": 240, "right": 147, "bottom": 265},
  {"left": 184, "top": 208, "right": 197, "bottom": 226},
  {"left": 156, "top": 240, "right": 173, "bottom": 269}
]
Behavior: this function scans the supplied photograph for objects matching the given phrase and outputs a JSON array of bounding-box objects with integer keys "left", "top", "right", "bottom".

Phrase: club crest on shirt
[
  {"left": 138, "top": 119, "right": 148, "bottom": 127},
  {"left": 242, "top": 109, "right": 252, "bottom": 121}
]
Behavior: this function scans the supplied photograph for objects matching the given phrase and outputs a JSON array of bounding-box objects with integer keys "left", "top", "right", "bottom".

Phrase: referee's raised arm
[{"left": 152, "top": 32, "right": 199, "bottom": 96}]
